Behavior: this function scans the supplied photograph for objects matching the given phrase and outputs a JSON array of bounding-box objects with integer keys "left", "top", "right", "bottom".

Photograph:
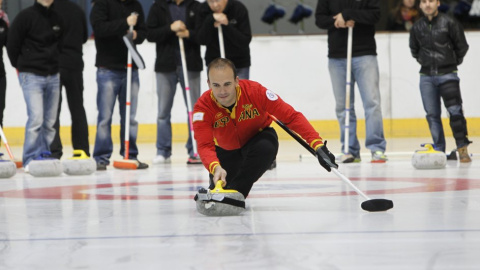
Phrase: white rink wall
[{"left": 3, "top": 32, "right": 480, "bottom": 128}]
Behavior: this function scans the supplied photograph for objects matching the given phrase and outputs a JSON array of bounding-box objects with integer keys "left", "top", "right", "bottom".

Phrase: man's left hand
[
  {"left": 316, "top": 141, "right": 338, "bottom": 172},
  {"left": 333, "top": 13, "right": 346, "bottom": 28}
]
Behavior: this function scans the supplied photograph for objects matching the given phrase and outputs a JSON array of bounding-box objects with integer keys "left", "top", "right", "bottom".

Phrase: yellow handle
[
  {"left": 214, "top": 180, "right": 225, "bottom": 191},
  {"left": 212, "top": 180, "right": 238, "bottom": 193},
  {"left": 69, "top": 150, "right": 90, "bottom": 160},
  {"left": 417, "top": 143, "right": 442, "bottom": 154}
]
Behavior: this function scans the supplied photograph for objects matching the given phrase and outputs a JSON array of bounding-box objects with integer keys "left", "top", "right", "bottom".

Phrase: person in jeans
[
  {"left": 50, "top": 0, "right": 90, "bottom": 159},
  {"left": 410, "top": 0, "right": 471, "bottom": 162},
  {"left": 192, "top": 58, "right": 337, "bottom": 198},
  {"left": 90, "top": 0, "right": 148, "bottom": 170},
  {"left": 146, "top": 0, "right": 203, "bottom": 165},
  {"left": 315, "top": 0, "right": 388, "bottom": 163},
  {"left": 6, "top": 0, "right": 63, "bottom": 168}
]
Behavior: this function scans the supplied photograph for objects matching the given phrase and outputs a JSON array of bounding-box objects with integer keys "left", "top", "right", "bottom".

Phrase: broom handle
[
  {"left": 344, "top": 26, "right": 353, "bottom": 154},
  {"left": 179, "top": 37, "right": 199, "bottom": 157},
  {"left": 268, "top": 113, "right": 371, "bottom": 201},
  {"left": 124, "top": 25, "right": 134, "bottom": 160},
  {"left": 218, "top": 25, "right": 225, "bottom": 58},
  {"left": 0, "top": 125, "right": 15, "bottom": 160}
]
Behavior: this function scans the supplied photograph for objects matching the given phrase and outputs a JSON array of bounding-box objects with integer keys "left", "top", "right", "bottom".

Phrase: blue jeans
[
  {"left": 419, "top": 73, "right": 468, "bottom": 152},
  {"left": 328, "top": 55, "right": 386, "bottom": 157},
  {"left": 156, "top": 67, "right": 200, "bottom": 158},
  {"left": 19, "top": 72, "right": 60, "bottom": 166},
  {"left": 236, "top": 67, "right": 250, "bottom": 80},
  {"left": 93, "top": 68, "right": 139, "bottom": 164}
]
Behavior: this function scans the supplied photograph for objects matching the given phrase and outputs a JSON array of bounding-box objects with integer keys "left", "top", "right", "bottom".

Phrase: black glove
[{"left": 316, "top": 141, "right": 338, "bottom": 172}]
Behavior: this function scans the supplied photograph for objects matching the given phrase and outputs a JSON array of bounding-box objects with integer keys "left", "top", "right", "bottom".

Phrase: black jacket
[
  {"left": 90, "top": 0, "right": 147, "bottom": 70},
  {"left": 315, "top": 0, "right": 380, "bottom": 58},
  {"left": 0, "top": 16, "right": 8, "bottom": 76},
  {"left": 54, "top": 0, "right": 88, "bottom": 71},
  {"left": 410, "top": 13, "right": 469, "bottom": 76},
  {"left": 196, "top": 0, "right": 251, "bottom": 68},
  {"left": 146, "top": 0, "right": 202, "bottom": 72},
  {"left": 6, "top": 2, "right": 63, "bottom": 76}
]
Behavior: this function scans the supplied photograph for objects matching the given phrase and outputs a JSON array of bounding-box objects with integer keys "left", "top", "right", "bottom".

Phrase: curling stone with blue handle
[
  {"left": 0, "top": 153, "right": 16, "bottom": 178},
  {"left": 28, "top": 151, "right": 63, "bottom": 177}
]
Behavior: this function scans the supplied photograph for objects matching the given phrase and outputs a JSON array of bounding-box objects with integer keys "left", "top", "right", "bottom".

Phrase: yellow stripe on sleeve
[
  {"left": 209, "top": 161, "right": 220, "bottom": 175},
  {"left": 310, "top": 139, "right": 324, "bottom": 150}
]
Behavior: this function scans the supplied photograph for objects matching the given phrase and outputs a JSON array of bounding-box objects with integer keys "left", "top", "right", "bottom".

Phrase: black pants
[
  {"left": 209, "top": 127, "right": 279, "bottom": 198},
  {"left": 0, "top": 75, "right": 6, "bottom": 128},
  {"left": 50, "top": 69, "right": 90, "bottom": 158}
]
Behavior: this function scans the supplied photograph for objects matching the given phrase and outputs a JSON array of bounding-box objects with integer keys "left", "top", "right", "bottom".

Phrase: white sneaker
[
  {"left": 24, "top": 165, "right": 30, "bottom": 174},
  {"left": 337, "top": 153, "right": 361, "bottom": 163},
  {"left": 152, "top": 155, "right": 171, "bottom": 164},
  {"left": 371, "top": 151, "right": 388, "bottom": 163}
]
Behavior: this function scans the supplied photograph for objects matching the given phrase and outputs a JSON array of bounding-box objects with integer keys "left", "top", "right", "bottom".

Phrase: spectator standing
[
  {"left": 196, "top": 0, "right": 252, "bottom": 79},
  {"left": 50, "top": 0, "right": 90, "bottom": 159},
  {"left": 90, "top": 0, "right": 148, "bottom": 170},
  {"left": 6, "top": 0, "right": 63, "bottom": 168},
  {"left": 146, "top": 0, "right": 203, "bottom": 165},
  {"left": 410, "top": 0, "right": 471, "bottom": 162},
  {"left": 315, "top": 0, "right": 388, "bottom": 163}
]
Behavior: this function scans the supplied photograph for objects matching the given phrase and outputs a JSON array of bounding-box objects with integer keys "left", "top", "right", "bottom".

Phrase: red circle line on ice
[{"left": 0, "top": 177, "right": 478, "bottom": 200}]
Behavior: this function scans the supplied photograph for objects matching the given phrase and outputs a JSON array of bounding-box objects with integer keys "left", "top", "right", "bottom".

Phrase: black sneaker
[
  {"left": 268, "top": 159, "right": 277, "bottom": 170},
  {"left": 96, "top": 162, "right": 107, "bottom": 171},
  {"left": 136, "top": 160, "right": 149, "bottom": 169},
  {"left": 447, "top": 149, "right": 458, "bottom": 160},
  {"left": 187, "top": 156, "right": 202, "bottom": 165}
]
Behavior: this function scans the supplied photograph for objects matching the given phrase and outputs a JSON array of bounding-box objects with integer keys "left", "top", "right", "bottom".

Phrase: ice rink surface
[{"left": 0, "top": 138, "right": 479, "bottom": 270}]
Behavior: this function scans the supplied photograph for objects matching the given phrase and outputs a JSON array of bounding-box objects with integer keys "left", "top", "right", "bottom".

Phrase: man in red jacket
[{"left": 193, "top": 58, "right": 337, "bottom": 198}]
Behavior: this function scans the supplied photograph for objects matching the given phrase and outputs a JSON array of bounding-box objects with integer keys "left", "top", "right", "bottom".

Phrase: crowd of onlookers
[
  {"left": 386, "top": 0, "right": 480, "bottom": 31},
  {"left": 0, "top": 0, "right": 473, "bottom": 176}
]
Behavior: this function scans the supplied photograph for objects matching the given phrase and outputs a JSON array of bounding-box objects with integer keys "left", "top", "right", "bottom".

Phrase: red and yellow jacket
[{"left": 192, "top": 79, "right": 324, "bottom": 174}]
